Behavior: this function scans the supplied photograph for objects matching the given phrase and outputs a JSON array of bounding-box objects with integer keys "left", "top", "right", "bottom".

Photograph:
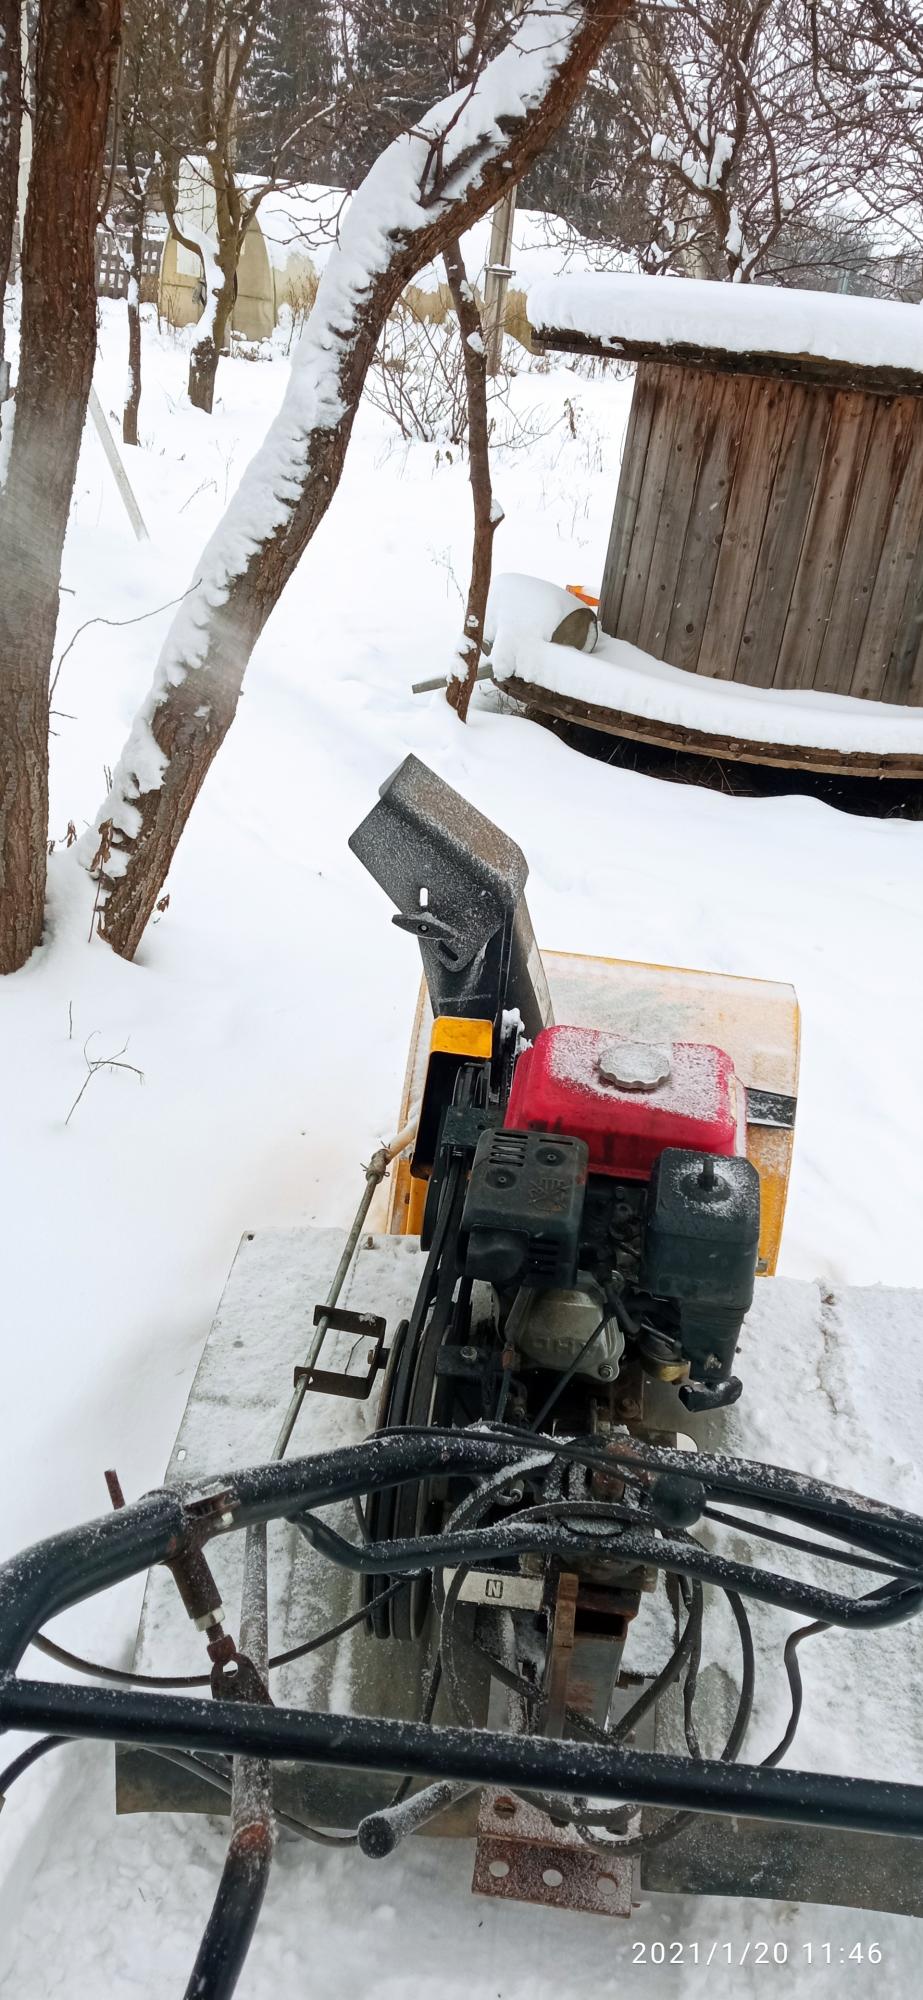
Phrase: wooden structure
[
  {"left": 534, "top": 279, "right": 923, "bottom": 714},
  {"left": 497, "top": 670, "right": 923, "bottom": 779},
  {"left": 95, "top": 230, "right": 164, "bottom": 304}
]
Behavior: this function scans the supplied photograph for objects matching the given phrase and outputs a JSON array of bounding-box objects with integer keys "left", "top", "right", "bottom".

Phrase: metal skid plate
[
  {"left": 119, "top": 1225, "right": 923, "bottom": 1916},
  {"left": 473, "top": 1789, "right": 634, "bottom": 1918}
]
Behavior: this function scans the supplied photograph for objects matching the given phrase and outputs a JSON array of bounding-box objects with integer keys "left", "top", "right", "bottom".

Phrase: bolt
[
  {"left": 460, "top": 1344, "right": 479, "bottom": 1364},
  {"left": 597, "top": 1363, "right": 616, "bottom": 1381}
]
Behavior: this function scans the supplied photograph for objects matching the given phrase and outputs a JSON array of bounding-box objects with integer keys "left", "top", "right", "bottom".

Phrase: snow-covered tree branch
[{"left": 85, "top": 0, "right": 623, "bottom": 960}]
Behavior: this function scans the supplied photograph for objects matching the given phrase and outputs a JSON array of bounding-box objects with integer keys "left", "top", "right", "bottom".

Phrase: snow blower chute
[{"left": 4, "top": 755, "right": 923, "bottom": 1999}]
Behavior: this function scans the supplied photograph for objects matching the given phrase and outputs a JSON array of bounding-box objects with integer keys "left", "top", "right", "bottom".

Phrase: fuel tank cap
[{"left": 597, "top": 1039, "right": 672, "bottom": 1092}]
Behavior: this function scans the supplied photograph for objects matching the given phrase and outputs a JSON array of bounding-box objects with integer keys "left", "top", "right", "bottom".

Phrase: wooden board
[
  {"left": 814, "top": 396, "right": 917, "bottom": 696},
  {"left": 698, "top": 375, "right": 792, "bottom": 681},
  {"left": 774, "top": 390, "right": 877, "bottom": 692},
  {"left": 502, "top": 673, "right": 923, "bottom": 779},
  {"left": 661, "top": 373, "right": 751, "bottom": 672},
  {"left": 636, "top": 371, "right": 719, "bottom": 658},
  {"left": 597, "top": 366, "right": 658, "bottom": 635},
  {"left": 731, "top": 383, "right": 832, "bottom": 689},
  {"left": 849, "top": 425, "right": 923, "bottom": 700},
  {"left": 535, "top": 325, "right": 923, "bottom": 398},
  {"left": 615, "top": 366, "right": 685, "bottom": 645}
]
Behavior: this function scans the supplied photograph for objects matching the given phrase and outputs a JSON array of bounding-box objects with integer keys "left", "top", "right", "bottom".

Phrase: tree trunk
[
  {"left": 0, "top": 0, "right": 121, "bottom": 976},
  {"left": 443, "top": 235, "right": 500, "bottom": 725},
  {"left": 0, "top": 0, "right": 23, "bottom": 375},
  {"left": 187, "top": 282, "right": 234, "bottom": 413},
  {"left": 123, "top": 208, "right": 143, "bottom": 445},
  {"left": 91, "top": 1, "right": 624, "bottom": 961}
]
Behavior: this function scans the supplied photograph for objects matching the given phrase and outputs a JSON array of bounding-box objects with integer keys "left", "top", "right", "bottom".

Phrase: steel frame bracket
[
  {"left": 293, "top": 1307, "right": 388, "bottom": 1400},
  {"left": 472, "top": 1787, "right": 635, "bottom": 1917}
]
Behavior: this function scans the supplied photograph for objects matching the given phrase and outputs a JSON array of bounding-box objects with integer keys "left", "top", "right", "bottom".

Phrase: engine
[{"left": 460, "top": 1024, "right": 761, "bottom": 1413}]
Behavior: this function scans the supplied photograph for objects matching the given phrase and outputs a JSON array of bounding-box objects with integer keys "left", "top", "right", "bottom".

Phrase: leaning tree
[{"left": 83, "top": 0, "right": 624, "bottom": 961}]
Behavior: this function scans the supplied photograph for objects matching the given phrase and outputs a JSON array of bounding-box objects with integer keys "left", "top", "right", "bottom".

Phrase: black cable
[
  {"left": 703, "top": 1506, "right": 923, "bottom": 1579},
  {"left": 0, "top": 1732, "right": 68, "bottom": 1796},
  {"left": 31, "top": 1578, "right": 411, "bottom": 1690},
  {"left": 528, "top": 1311, "right": 612, "bottom": 1433},
  {"left": 680, "top": 1578, "right": 704, "bottom": 1760},
  {"left": 762, "top": 1620, "right": 827, "bottom": 1768},
  {"left": 586, "top": 1583, "right": 757, "bottom": 1859},
  {"left": 149, "top": 1745, "right": 358, "bottom": 1847}
]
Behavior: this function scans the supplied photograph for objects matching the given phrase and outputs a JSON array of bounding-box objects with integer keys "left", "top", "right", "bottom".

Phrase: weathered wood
[
  {"left": 854, "top": 430, "right": 923, "bottom": 700},
  {"left": 636, "top": 369, "right": 718, "bottom": 659},
  {"left": 615, "top": 367, "right": 685, "bottom": 646},
  {"left": 534, "top": 326, "right": 923, "bottom": 400},
  {"left": 814, "top": 397, "right": 917, "bottom": 697},
  {"left": 775, "top": 391, "right": 876, "bottom": 693},
  {"left": 502, "top": 675, "right": 923, "bottom": 780},
  {"left": 698, "top": 376, "right": 792, "bottom": 681},
  {"left": 598, "top": 366, "right": 657, "bottom": 635},
  {"left": 882, "top": 544, "right": 923, "bottom": 706},
  {"left": 591, "top": 343, "right": 923, "bottom": 713},
  {"left": 732, "top": 384, "right": 832, "bottom": 689},
  {"left": 662, "top": 373, "right": 750, "bottom": 672}
]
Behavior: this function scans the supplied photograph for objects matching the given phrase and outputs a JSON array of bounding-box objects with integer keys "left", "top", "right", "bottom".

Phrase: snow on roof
[
  {"left": 252, "top": 184, "right": 623, "bottom": 290},
  {"left": 528, "top": 271, "right": 923, "bottom": 388},
  {"left": 173, "top": 168, "right": 617, "bottom": 291},
  {"left": 241, "top": 181, "right": 348, "bottom": 273},
  {"left": 411, "top": 208, "right": 628, "bottom": 298}
]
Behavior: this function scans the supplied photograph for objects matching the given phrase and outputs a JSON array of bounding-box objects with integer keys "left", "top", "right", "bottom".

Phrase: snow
[
  {"left": 528, "top": 270, "right": 923, "bottom": 378},
  {"left": 411, "top": 200, "right": 630, "bottom": 300},
  {"left": 241, "top": 181, "right": 619, "bottom": 293},
  {"left": 86, "top": 0, "right": 589, "bottom": 879},
  {"left": 3, "top": 289, "right": 923, "bottom": 1995},
  {"left": 486, "top": 571, "right": 597, "bottom": 651},
  {"left": 492, "top": 623, "right": 923, "bottom": 757},
  {"left": 246, "top": 180, "right": 348, "bottom": 275}
]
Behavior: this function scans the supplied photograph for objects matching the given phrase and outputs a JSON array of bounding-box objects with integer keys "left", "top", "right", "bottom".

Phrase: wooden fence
[{"left": 95, "top": 231, "right": 163, "bottom": 303}]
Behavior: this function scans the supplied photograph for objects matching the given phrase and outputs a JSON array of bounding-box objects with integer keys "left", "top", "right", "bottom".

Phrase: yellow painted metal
[
  {"left": 430, "top": 1017, "right": 493, "bottom": 1059},
  {"left": 378, "top": 952, "right": 798, "bottom": 1276},
  {"left": 372, "top": 1015, "right": 493, "bottom": 1235}
]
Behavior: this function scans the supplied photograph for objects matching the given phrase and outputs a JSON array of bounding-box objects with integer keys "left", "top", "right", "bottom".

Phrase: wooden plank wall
[{"left": 600, "top": 361, "right": 923, "bottom": 705}]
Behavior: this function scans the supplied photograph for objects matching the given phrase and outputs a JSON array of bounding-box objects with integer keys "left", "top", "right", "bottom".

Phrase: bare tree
[
  {"left": 0, "top": 0, "right": 22, "bottom": 387},
  {"left": 0, "top": 0, "right": 122, "bottom": 978},
  {"left": 86, "top": 0, "right": 622, "bottom": 959},
  {"left": 158, "top": 0, "right": 335, "bottom": 412},
  {"left": 109, "top": 0, "right": 169, "bottom": 444},
  {"left": 620, "top": 0, "right": 855, "bottom": 281},
  {"left": 809, "top": 2, "right": 923, "bottom": 267},
  {"left": 443, "top": 233, "right": 501, "bottom": 722}
]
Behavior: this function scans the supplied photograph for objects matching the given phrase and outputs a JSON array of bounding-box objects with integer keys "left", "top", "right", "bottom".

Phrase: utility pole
[{"left": 482, "top": 183, "right": 516, "bottom": 377}]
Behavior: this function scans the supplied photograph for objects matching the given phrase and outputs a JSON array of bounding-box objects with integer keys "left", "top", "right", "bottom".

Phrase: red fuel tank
[{"left": 504, "top": 1025, "right": 740, "bottom": 1180}]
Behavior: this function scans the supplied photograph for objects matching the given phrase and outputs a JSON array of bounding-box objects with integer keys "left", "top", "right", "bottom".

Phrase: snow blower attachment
[{"left": 5, "top": 754, "right": 923, "bottom": 1999}]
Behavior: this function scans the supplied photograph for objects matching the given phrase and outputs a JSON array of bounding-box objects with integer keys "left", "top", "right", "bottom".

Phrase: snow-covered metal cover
[
  {"left": 528, "top": 271, "right": 923, "bottom": 390},
  {"left": 504, "top": 1024, "right": 740, "bottom": 1179}
]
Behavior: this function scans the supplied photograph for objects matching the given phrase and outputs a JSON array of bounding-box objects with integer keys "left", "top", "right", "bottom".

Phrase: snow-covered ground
[{"left": 2, "top": 303, "right": 923, "bottom": 1996}]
